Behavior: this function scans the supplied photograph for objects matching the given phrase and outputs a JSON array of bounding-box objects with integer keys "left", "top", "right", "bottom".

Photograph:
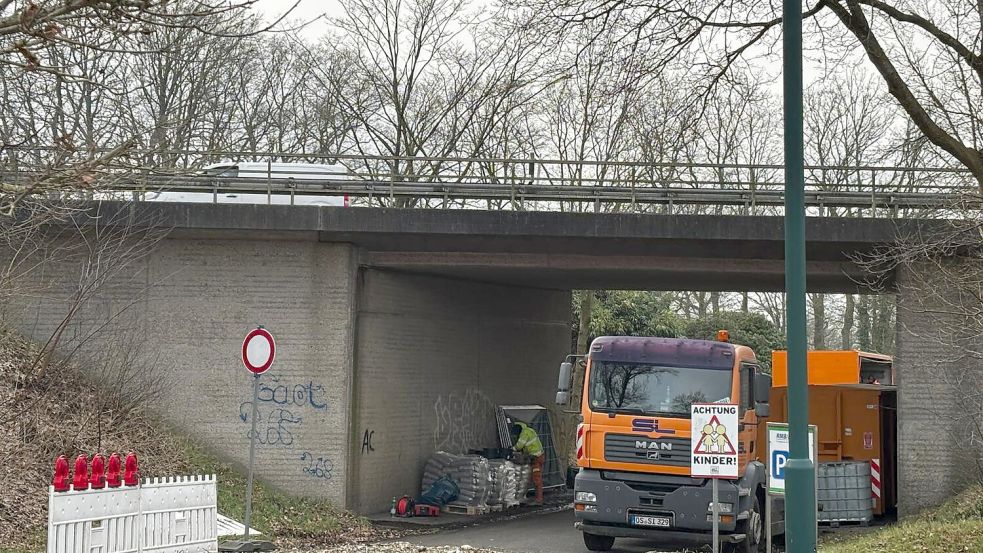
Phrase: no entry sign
[{"left": 242, "top": 327, "right": 275, "bottom": 374}]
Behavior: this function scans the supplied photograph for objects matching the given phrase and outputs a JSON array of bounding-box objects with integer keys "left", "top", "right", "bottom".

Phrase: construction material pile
[
  {"left": 516, "top": 464, "right": 532, "bottom": 502},
  {"left": 487, "top": 459, "right": 520, "bottom": 508},
  {"left": 422, "top": 452, "right": 492, "bottom": 507},
  {"left": 422, "top": 452, "right": 533, "bottom": 510}
]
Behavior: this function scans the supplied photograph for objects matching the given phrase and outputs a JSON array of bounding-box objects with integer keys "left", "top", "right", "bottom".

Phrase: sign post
[
  {"left": 220, "top": 326, "right": 276, "bottom": 553},
  {"left": 691, "top": 404, "right": 739, "bottom": 553},
  {"left": 765, "top": 422, "right": 818, "bottom": 553}
]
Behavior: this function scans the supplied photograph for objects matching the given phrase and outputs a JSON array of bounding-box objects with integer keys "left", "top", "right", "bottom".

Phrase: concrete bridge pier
[{"left": 894, "top": 260, "right": 983, "bottom": 515}]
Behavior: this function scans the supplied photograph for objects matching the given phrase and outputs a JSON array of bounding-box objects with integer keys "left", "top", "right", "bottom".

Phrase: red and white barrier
[
  {"left": 576, "top": 424, "right": 585, "bottom": 461},
  {"left": 47, "top": 453, "right": 217, "bottom": 553},
  {"left": 870, "top": 458, "right": 882, "bottom": 504}
]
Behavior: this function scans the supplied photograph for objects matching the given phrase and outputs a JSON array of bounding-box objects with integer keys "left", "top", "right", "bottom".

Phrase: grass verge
[
  {"left": 821, "top": 486, "right": 983, "bottom": 553},
  {"left": 174, "top": 434, "right": 387, "bottom": 547}
]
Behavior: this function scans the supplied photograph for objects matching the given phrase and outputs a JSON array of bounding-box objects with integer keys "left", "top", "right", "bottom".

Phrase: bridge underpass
[{"left": 1, "top": 202, "right": 965, "bottom": 517}]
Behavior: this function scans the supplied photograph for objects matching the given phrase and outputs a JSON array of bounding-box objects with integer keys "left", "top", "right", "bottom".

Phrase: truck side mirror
[
  {"left": 555, "top": 361, "right": 573, "bottom": 406},
  {"left": 754, "top": 373, "right": 772, "bottom": 403}
]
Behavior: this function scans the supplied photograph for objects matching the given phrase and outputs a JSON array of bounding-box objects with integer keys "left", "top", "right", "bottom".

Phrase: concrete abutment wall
[
  {"left": 895, "top": 260, "right": 983, "bottom": 516},
  {"left": 4, "top": 237, "right": 358, "bottom": 504},
  {"left": 3, "top": 235, "right": 572, "bottom": 513},
  {"left": 349, "top": 269, "right": 571, "bottom": 513}
]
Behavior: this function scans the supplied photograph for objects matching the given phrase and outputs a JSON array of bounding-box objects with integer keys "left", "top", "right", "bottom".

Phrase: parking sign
[{"left": 766, "top": 422, "right": 817, "bottom": 495}]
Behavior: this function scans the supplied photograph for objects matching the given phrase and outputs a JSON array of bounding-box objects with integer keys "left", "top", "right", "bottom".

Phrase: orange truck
[{"left": 555, "top": 335, "right": 896, "bottom": 552}]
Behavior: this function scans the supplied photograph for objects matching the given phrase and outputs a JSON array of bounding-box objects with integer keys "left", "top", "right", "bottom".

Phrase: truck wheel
[
  {"left": 583, "top": 532, "right": 615, "bottom": 551},
  {"left": 727, "top": 495, "right": 764, "bottom": 553}
]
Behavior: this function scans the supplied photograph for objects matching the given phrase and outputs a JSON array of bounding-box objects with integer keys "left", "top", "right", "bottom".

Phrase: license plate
[{"left": 630, "top": 515, "right": 671, "bottom": 528}]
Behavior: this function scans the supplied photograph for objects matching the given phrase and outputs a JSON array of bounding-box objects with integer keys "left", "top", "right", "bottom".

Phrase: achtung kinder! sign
[{"left": 690, "top": 403, "right": 739, "bottom": 479}]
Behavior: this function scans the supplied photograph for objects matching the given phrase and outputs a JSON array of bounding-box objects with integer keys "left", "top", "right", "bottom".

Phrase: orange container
[
  {"left": 762, "top": 384, "right": 896, "bottom": 515},
  {"left": 772, "top": 350, "right": 893, "bottom": 387}
]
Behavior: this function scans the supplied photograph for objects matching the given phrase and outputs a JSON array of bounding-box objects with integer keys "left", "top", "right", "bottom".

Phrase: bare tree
[
  {"left": 1, "top": 203, "right": 167, "bottom": 380},
  {"left": 841, "top": 294, "right": 855, "bottom": 348},
  {"left": 514, "top": 0, "right": 983, "bottom": 187},
  {"left": 0, "top": 0, "right": 293, "bottom": 209},
  {"left": 312, "top": 0, "right": 550, "bottom": 208},
  {"left": 695, "top": 73, "right": 782, "bottom": 216}
]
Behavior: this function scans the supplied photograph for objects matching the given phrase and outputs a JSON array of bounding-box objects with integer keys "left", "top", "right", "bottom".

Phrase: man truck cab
[
  {"left": 146, "top": 162, "right": 350, "bottom": 206},
  {"left": 557, "top": 335, "right": 773, "bottom": 552}
]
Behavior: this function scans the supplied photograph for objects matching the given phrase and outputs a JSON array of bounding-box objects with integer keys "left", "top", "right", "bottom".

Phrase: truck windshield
[{"left": 589, "top": 361, "right": 732, "bottom": 417}]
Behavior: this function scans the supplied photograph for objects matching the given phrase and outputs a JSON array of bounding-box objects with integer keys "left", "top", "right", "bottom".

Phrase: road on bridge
[{"left": 404, "top": 509, "right": 707, "bottom": 553}]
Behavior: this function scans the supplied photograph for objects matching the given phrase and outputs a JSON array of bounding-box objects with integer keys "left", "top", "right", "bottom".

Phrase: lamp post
[{"left": 782, "top": 0, "right": 818, "bottom": 549}]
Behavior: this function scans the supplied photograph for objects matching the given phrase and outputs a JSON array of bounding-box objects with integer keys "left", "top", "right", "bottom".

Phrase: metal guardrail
[{"left": 1, "top": 150, "right": 977, "bottom": 214}]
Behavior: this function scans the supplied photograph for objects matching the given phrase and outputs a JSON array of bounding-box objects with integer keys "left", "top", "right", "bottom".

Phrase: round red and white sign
[{"left": 242, "top": 327, "right": 275, "bottom": 374}]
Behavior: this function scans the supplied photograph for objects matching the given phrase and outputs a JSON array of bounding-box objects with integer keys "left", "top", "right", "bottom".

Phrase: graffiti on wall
[
  {"left": 433, "top": 388, "right": 499, "bottom": 454},
  {"left": 238, "top": 375, "right": 331, "bottom": 446},
  {"left": 361, "top": 429, "right": 375, "bottom": 454},
  {"left": 239, "top": 405, "right": 302, "bottom": 446},
  {"left": 236, "top": 373, "right": 336, "bottom": 479},
  {"left": 249, "top": 376, "right": 329, "bottom": 410},
  {"left": 300, "top": 452, "right": 334, "bottom": 480}
]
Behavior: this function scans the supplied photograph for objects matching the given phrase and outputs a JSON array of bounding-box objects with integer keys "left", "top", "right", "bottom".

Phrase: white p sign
[{"left": 766, "top": 422, "right": 816, "bottom": 495}]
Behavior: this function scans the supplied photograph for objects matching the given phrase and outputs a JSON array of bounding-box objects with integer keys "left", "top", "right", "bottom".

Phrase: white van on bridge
[{"left": 146, "top": 161, "right": 350, "bottom": 207}]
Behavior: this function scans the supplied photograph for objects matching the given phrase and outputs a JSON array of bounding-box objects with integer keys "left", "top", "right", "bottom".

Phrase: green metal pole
[{"left": 783, "top": 0, "right": 817, "bottom": 548}]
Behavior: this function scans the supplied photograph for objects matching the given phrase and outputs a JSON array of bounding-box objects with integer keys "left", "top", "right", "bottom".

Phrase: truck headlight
[
  {"left": 708, "top": 502, "right": 733, "bottom": 514},
  {"left": 576, "top": 491, "right": 597, "bottom": 503}
]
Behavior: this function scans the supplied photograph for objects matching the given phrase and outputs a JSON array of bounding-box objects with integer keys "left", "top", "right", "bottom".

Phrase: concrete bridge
[{"left": 2, "top": 202, "right": 966, "bottom": 516}]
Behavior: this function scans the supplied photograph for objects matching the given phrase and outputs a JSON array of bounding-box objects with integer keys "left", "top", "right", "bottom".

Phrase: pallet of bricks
[{"left": 422, "top": 452, "right": 531, "bottom": 515}]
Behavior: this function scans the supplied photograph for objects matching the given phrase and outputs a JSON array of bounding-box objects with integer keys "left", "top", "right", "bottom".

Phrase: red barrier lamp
[
  {"left": 106, "top": 453, "right": 123, "bottom": 488},
  {"left": 124, "top": 452, "right": 140, "bottom": 486},
  {"left": 72, "top": 455, "right": 89, "bottom": 491},
  {"left": 52, "top": 455, "right": 70, "bottom": 492},
  {"left": 89, "top": 454, "right": 106, "bottom": 489}
]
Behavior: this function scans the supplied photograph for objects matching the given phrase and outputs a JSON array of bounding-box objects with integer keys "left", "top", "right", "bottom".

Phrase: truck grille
[{"left": 604, "top": 433, "right": 691, "bottom": 467}]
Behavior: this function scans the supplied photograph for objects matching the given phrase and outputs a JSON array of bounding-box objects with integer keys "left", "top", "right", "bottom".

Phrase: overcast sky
[
  {"left": 253, "top": 0, "right": 864, "bottom": 93},
  {"left": 256, "top": 0, "right": 340, "bottom": 39}
]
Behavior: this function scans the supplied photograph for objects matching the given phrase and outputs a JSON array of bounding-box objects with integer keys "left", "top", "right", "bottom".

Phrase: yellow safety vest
[{"left": 513, "top": 422, "right": 544, "bottom": 457}]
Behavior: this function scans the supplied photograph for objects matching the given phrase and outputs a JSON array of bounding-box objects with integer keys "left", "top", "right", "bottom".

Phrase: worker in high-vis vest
[{"left": 511, "top": 421, "right": 545, "bottom": 505}]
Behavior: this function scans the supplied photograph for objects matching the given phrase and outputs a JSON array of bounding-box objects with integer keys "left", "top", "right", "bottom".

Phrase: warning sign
[{"left": 690, "top": 403, "right": 739, "bottom": 479}]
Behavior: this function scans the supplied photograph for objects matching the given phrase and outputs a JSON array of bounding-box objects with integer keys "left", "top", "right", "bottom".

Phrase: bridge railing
[{"left": 1, "top": 148, "right": 978, "bottom": 215}]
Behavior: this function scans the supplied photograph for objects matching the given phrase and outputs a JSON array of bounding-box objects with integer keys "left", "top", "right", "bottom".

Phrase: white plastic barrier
[{"left": 47, "top": 475, "right": 218, "bottom": 553}]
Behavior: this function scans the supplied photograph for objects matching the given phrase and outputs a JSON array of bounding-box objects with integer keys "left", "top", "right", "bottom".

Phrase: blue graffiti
[
  {"left": 300, "top": 452, "right": 334, "bottom": 480},
  {"left": 252, "top": 375, "right": 328, "bottom": 410},
  {"left": 237, "top": 375, "right": 328, "bottom": 447},
  {"left": 240, "top": 406, "right": 302, "bottom": 446}
]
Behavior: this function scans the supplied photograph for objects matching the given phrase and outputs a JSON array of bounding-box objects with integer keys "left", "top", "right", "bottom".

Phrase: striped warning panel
[
  {"left": 870, "top": 458, "right": 882, "bottom": 500},
  {"left": 576, "top": 424, "right": 585, "bottom": 461}
]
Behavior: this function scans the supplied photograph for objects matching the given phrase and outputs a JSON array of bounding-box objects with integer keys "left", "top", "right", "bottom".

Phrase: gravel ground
[{"left": 286, "top": 544, "right": 506, "bottom": 553}]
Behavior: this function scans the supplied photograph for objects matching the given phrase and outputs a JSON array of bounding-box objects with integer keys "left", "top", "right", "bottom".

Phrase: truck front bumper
[
  {"left": 575, "top": 521, "right": 746, "bottom": 544},
  {"left": 574, "top": 468, "right": 744, "bottom": 536}
]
